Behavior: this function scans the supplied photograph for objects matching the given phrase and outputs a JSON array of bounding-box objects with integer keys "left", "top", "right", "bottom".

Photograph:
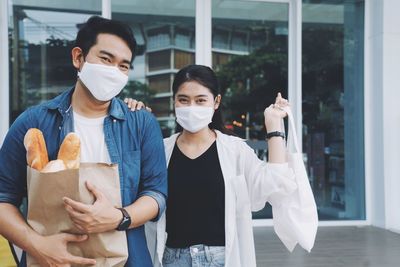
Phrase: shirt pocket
[{"left": 122, "top": 150, "right": 141, "bottom": 190}]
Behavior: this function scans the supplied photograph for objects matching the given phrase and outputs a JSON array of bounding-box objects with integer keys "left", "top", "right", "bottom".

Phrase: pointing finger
[
  {"left": 85, "top": 181, "right": 103, "bottom": 201},
  {"left": 68, "top": 254, "right": 96, "bottom": 265},
  {"left": 63, "top": 197, "right": 91, "bottom": 213},
  {"left": 62, "top": 233, "right": 88, "bottom": 242}
]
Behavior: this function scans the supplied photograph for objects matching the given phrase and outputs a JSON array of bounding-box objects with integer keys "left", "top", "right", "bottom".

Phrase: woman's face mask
[
  {"left": 78, "top": 61, "right": 128, "bottom": 102},
  {"left": 174, "top": 81, "right": 220, "bottom": 133},
  {"left": 175, "top": 106, "right": 214, "bottom": 133}
]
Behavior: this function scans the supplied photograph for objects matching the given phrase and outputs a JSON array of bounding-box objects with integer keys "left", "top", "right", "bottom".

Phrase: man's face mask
[{"left": 78, "top": 61, "right": 128, "bottom": 102}]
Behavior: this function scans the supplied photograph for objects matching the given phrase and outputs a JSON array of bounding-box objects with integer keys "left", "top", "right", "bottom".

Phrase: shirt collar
[{"left": 43, "top": 87, "right": 126, "bottom": 120}]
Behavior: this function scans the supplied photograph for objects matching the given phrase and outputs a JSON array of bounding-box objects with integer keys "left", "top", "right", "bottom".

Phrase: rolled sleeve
[
  {"left": 264, "top": 162, "right": 297, "bottom": 207},
  {"left": 0, "top": 109, "right": 34, "bottom": 208},
  {"left": 136, "top": 111, "right": 168, "bottom": 222},
  {"left": 241, "top": 142, "right": 297, "bottom": 211},
  {"left": 0, "top": 191, "right": 22, "bottom": 207},
  {"left": 266, "top": 162, "right": 290, "bottom": 172},
  {"left": 138, "top": 190, "right": 166, "bottom": 221}
]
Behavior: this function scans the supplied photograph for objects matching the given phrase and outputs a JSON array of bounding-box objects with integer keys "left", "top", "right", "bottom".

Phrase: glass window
[
  {"left": 148, "top": 75, "right": 171, "bottom": 94},
  {"left": 147, "top": 26, "right": 171, "bottom": 50},
  {"left": 302, "top": 0, "right": 365, "bottom": 220},
  {"left": 148, "top": 50, "right": 171, "bottom": 72},
  {"left": 112, "top": 0, "right": 196, "bottom": 136},
  {"left": 149, "top": 97, "right": 171, "bottom": 118},
  {"left": 6, "top": 0, "right": 366, "bottom": 222},
  {"left": 212, "top": 52, "right": 230, "bottom": 68},
  {"left": 212, "top": 0, "right": 289, "bottom": 219},
  {"left": 174, "top": 50, "right": 195, "bottom": 70},
  {"left": 8, "top": 0, "right": 101, "bottom": 123},
  {"left": 175, "top": 27, "right": 194, "bottom": 49}
]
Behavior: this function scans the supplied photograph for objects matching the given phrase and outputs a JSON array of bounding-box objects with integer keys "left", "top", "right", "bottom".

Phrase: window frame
[{"left": 0, "top": 0, "right": 369, "bottom": 225}]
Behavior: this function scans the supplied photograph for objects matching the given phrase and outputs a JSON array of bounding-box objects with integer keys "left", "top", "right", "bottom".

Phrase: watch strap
[
  {"left": 266, "top": 131, "right": 285, "bottom": 140},
  {"left": 116, "top": 207, "right": 131, "bottom": 231}
]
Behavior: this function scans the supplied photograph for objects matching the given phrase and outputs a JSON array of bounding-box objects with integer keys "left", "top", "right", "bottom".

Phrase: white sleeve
[
  {"left": 241, "top": 142, "right": 318, "bottom": 252},
  {"left": 240, "top": 142, "right": 297, "bottom": 211}
]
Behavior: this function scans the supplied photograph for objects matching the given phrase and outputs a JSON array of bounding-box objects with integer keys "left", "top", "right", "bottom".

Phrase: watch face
[
  {"left": 120, "top": 217, "right": 131, "bottom": 230},
  {"left": 117, "top": 208, "right": 131, "bottom": 231}
]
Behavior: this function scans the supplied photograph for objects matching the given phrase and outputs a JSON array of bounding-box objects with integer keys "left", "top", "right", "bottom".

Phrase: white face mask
[
  {"left": 78, "top": 61, "right": 128, "bottom": 101},
  {"left": 175, "top": 106, "right": 214, "bottom": 133}
]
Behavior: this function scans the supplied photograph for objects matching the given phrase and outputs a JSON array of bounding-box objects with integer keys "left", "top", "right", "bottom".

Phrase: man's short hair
[{"left": 74, "top": 16, "right": 137, "bottom": 65}]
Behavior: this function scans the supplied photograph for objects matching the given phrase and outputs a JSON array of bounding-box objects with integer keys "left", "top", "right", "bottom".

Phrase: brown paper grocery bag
[{"left": 26, "top": 163, "right": 128, "bottom": 267}]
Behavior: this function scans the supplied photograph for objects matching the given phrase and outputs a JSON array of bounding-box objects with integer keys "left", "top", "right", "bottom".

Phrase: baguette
[
  {"left": 24, "top": 128, "right": 49, "bottom": 171},
  {"left": 41, "top": 159, "right": 67, "bottom": 173},
  {"left": 57, "top": 133, "right": 80, "bottom": 169}
]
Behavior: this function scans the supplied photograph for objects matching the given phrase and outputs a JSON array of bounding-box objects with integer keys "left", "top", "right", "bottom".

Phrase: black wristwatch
[
  {"left": 266, "top": 131, "right": 285, "bottom": 140},
  {"left": 116, "top": 208, "right": 131, "bottom": 231}
]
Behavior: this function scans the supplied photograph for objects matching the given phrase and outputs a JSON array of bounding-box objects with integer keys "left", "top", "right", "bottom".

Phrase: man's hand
[
  {"left": 63, "top": 181, "right": 122, "bottom": 234},
  {"left": 124, "top": 98, "right": 152, "bottom": 112},
  {"left": 31, "top": 233, "right": 96, "bottom": 267}
]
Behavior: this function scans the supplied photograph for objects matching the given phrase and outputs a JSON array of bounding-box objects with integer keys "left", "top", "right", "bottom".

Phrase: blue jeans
[{"left": 162, "top": 245, "right": 225, "bottom": 267}]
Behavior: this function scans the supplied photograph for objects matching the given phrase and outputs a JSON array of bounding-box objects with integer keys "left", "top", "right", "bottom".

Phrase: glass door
[
  {"left": 8, "top": 0, "right": 101, "bottom": 123},
  {"left": 211, "top": 0, "right": 292, "bottom": 220}
]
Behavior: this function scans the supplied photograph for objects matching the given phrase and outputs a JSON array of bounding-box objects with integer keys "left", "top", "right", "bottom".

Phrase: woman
[{"left": 125, "top": 64, "right": 316, "bottom": 267}]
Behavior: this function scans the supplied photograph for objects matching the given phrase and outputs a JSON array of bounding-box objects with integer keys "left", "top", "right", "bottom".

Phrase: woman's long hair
[{"left": 172, "top": 64, "right": 231, "bottom": 134}]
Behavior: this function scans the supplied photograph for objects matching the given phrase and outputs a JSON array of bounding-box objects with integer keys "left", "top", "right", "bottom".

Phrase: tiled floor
[
  {"left": 254, "top": 226, "right": 400, "bottom": 267},
  {"left": 0, "top": 235, "right": 15, "bottom": 267},
  {"left": 2, "top": 226, "right": 400, "bottom": 267}
]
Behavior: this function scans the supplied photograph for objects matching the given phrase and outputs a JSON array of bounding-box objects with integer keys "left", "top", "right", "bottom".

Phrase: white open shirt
[{"left": 145, "top": 130, "right": 317, "bottom": 267}]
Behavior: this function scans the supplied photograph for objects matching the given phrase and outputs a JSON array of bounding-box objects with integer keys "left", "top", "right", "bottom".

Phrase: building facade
[{"left": 0, "top": 0, "right": 399, "bottom": 232}]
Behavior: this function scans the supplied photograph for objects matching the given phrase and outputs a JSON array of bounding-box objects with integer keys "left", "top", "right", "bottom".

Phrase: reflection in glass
[
  {"left": 112, "top": 0, "right": 196, "bottom": 136},
  {"left": 212, "top": 1, "right": 289, "bottom": 219},
  {"left": 302, "top": 0, "right": 365, "bottom": 220},
  {"left": 8, "top": 1, "right": 101, "bottom": 123},
  {"left": 6, "top": 0, "right": 366, "bottom": 222},
  {"left": 213, "top": 1, "right": 289, "bottom": 141}
]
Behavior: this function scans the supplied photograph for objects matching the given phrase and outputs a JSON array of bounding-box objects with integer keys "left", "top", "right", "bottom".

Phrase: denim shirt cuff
[
  {"left": 0, "top": 192, "right": 21, "bottom": 207},
  {"left": 137, "top": 190, "right": 166, "bottom": 222}
]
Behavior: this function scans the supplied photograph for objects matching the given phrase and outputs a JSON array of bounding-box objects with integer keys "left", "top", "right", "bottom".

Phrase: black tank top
[{"left": 166, "top": 141, "right": 225, "bottom": 248}]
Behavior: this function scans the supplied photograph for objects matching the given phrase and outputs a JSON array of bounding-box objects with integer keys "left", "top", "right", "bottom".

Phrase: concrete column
[
  {"left": 366, "top": 0, "right": 400, "bottom": 232},
  {"left": 195, "top": 0, "right": 212, "bottom": 67},
  {"left": 381, "top": 0, "right": 400, "bottom": 233}
]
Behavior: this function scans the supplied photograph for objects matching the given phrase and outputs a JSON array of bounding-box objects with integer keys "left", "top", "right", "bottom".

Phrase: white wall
[
  {"left": 367, "top": 0, "right": 400, "bottom": 232},
  {"left": 381, "top": 0, "right": 400, "bottom": 233}
]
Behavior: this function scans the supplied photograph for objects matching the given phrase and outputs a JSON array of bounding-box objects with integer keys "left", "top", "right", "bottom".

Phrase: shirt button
[
  {"left": 113, "top": 119, "right": 116, "bottom": 123},
  {"left": 58, "top": 126, "right": 62, "bottom": 130},
  {"left": 192, "top": 248, "right": 198, "bottom": 253}
]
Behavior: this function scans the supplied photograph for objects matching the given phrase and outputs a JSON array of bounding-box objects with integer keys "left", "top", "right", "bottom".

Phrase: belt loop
[
  {"left": 176, "top": 248, "right": 181, "bottom": 259},
  {"left": 204, "top": 246, "right": 212, "bottom": 262}
]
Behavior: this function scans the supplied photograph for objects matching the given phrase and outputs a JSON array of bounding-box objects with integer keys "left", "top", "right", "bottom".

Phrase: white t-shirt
[{"left": 73, "top": 111, "right": 111, "bottom": 163}]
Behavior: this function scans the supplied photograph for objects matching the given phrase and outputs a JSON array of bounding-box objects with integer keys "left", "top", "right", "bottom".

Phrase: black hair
[
  {"left": 74, "top": 16, "right": 137, "bottom": 65},
  {"left": 172, "top": 64, "right": 231, "bottom": 134}
]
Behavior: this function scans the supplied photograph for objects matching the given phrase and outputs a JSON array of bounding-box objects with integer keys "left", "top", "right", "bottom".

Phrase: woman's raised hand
[{"left": 264, "top": 92, "right": 289, "bottom": 132}]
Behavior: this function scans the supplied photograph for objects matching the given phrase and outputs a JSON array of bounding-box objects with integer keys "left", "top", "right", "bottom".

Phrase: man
[{"left": 0, "top": 16, "right": 167, "bottom": 267}]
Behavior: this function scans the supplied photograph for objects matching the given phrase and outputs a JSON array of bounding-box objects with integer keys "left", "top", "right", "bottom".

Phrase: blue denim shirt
[{"left": 0, "top": 88, "right": 168, "bottom": 267}]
